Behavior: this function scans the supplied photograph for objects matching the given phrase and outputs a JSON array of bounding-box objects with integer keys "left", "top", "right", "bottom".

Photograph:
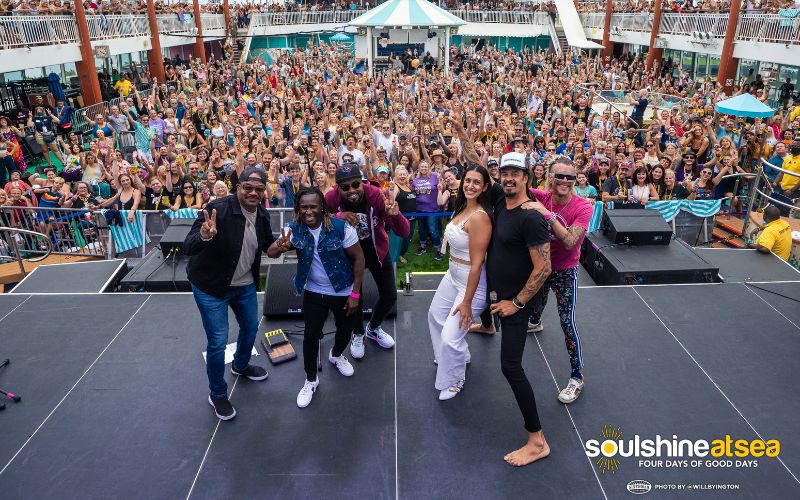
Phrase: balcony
[
  {"left": 0, "top": 15, "right": 78, "bottom": 49},
  {"left": 200, "top": 14, "right": 227, "bottom": 34},
  {"left": 86, "top": 15, "right": 150, "bottom": 40},
  {"left": 736, "top": 13, "right": 800, "bottom": 45},
  {"left": 659, "top": 13, "right": 729, "bottom": 38},
  {"left": 250, "top": 10, "right": 366, "bottom": 27}
]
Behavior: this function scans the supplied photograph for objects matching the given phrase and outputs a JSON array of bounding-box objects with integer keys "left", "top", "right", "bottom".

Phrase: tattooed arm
[{"left": 516, "top": 243, "right": 552, "bottom": 305}]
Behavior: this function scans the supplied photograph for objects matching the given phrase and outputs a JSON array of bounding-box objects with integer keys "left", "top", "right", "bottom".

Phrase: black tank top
[{"left": 394, "top": 186, "right": 417, "bottom": 214}]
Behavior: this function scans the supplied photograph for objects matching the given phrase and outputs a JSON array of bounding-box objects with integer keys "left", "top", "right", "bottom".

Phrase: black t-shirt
[
  {"left": 395, "top": 187, "right": 417, "bottom": 214},
  {"left": 487, "top": 199, "right": 550, "bottom": 301},
  {"left": 144, "top": 187, "right": 172, "bottom": 210},
  {"left": 602, "top": 176, "right": 632, "bottom": 197},
  {"left": 342, "top": 196, "right": 379, "bottom": 268},
  {"left": 632, "top": 98, "right": 648, "bottom": 118},
  {"left": 658, "top": 183, "right": 689, "bottom": 200},
  {"left": 70, "top": 194, "right": 100, "bottom": 209}
]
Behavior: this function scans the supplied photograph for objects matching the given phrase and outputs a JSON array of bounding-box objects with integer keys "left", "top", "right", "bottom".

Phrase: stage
[{"left": 0, "top": 250, "right": 799, "bottom": 499}]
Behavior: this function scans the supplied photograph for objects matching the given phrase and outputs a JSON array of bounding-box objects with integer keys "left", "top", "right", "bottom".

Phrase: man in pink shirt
[{"left": 527, "top": 157, "right": 592, "bottom": 404}]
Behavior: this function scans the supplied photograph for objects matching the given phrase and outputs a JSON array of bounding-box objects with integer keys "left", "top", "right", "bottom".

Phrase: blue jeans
[
  {"left": 192, "top": 283, "right": 259, "bottom": 398},
  {"left": 417, "top": 214, "right": 441, "bottom": 249}
]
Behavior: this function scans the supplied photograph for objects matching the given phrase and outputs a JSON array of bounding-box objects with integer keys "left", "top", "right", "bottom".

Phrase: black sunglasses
[
  {"left": 554, "top": 173, "right": 576, "bottom": 181},
  {"left": 338, "top": 180, "right": 361, "bottom": 192},
  {"left": 683, "top": 156, "right": 695, "bottom": 160},
  {"left": 240, "top": 184, "right": 266, "bottom": 193}
]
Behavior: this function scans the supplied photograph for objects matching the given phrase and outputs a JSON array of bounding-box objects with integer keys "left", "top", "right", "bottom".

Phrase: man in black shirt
[
  {"left": 601, "top": 162, "right": 634, "bottom": 206},
  {"left": 487, "top": 152, "right": 552, "bottom": 467}
]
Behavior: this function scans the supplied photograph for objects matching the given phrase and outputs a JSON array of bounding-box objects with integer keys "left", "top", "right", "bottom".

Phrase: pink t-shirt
[{"left": 531, "top": 189, "right": 593, "bottom": 270}]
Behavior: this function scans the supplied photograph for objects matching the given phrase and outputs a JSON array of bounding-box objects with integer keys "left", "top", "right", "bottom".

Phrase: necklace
[{"left": 616, "top": 175, "right": 628, "bottom": 198}]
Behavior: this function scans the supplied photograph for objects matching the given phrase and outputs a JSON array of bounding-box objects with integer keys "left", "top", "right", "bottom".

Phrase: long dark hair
[
  {"left": 293, "top": 186, "right": 332, "bottom": 230},
  {"left": 452, "top": 164, "right": 493, "bottom": 218}
]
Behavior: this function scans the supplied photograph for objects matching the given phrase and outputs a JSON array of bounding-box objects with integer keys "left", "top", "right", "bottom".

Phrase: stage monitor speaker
[
  {"left": 580, "top": 232, "right": 719, "bottom": 286},
  {"left": 601, "top": 209, "right": 672, "bottom": 246},
  {"left": 159, "top": 217, "right": 196, "bottom": 255},
  {"left": 263, "top": 263, "right": 397, "bottom": 318}
]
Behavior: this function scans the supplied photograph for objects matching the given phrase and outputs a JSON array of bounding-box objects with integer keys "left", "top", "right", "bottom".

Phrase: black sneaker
[
  {"left": 415, "top": 246, "right": 426, "bottom": 256},
  {"left": 433, "top": 251, "right": 443, "bottom": 261},
  {"left": 208, "top": 395, "right": 236, "bottom": 420},
  {"left": 231, "top": 364, "right": 269, "bottom": 381}
]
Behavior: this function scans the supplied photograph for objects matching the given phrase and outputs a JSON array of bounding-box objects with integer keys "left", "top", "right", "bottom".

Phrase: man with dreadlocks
[{"left": 268, "top": 187, "right": 365, "bottom": 409}]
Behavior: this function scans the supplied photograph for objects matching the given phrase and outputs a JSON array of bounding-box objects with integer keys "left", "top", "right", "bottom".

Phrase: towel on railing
[
  {"left": 645, "top": 200, "right": 722, "bottom": 222},
  {"left": 166, "top": 208, "right": 199, "bottom": 219},
  {"left": 588, "top": 201, "right": 604, "bottom": 233},
  {"left": 102, "top": 210, "right": 149, "bottom": 253}
]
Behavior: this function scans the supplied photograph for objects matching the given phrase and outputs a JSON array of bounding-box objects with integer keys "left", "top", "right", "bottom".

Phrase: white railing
[
  {"left": 87, "top": 15, "right": 150, "bottom": 40},
  {"left": 609, "top": 12, "right": 653, "bottom": 33},
  {"left": 736, "top": 13, "right": 800, "bottom": 45},
  {"left": 579, "top": 12, "right": 606, "bottom": 30},
  {"left": 451, "top": 10, "right": 550, "bottom": 24},
  {"left": 250, "top": 10, "right": 366, "bottom": 27},
  {"left": 157, "top": 13, "right": 197, "bottom": 34},
  {"left": 660, "top": 12, "right": 728, "bottom": 37},
  {"left": 0, "top": 15, "right": 78, "bottom": 48},
  {"left": 200, "top": 13, "right": 226, "bottom": 31}
]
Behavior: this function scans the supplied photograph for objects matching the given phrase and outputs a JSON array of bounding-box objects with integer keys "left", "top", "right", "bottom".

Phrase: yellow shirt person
[
  {"left": 779, "top": 154, "right": 800, "bottom": 192},
  {"left": 114, "top": 78, "right": 132, "bottom": 97},
  {"left": 755, "top": 213, "right": 793, "bottom": 261}
]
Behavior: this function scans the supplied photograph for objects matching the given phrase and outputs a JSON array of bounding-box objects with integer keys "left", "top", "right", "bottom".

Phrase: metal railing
[
  {"left": 87, "top": 15, "right": 150, "bottom": 41},
  {"left": 659, "top": 12, "right": 729, "bottom": 37},
  {"left": 0, "top": 206, "right": 107, "bottom": 259},
  {"left": 452, "top": 10, "right": 550, "bottom": 24},
  {"left": 200, "top": 13, "right": 226, "bottom": 31},
  {"left": 157, "top": 13, "right": 197, "bottom": 34},
  {"left": 0, "top": 227, "right": 53, "bottom": 278},
  {"left": 736, "top": 13, "right": 800, "bottom": 45},
  {"left": 579, "top": 12, "right": 607, "bottom": 30},
  {"left": 0, "top": 15, "right": 78, "bottom": 48},
  {"left": 609, "top": 12, "right": 654, "bottom": 33},
  {"left": 72, "top": 84, "right": 152, "bottom": 135},
  {"left": 250, "top": 10, "right": 366, "bottom": 27}
]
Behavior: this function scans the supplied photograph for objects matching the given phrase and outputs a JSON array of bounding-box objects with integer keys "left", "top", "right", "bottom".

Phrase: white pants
[{"left": 428, "top": 260, "right": 487, "bottom": 390}]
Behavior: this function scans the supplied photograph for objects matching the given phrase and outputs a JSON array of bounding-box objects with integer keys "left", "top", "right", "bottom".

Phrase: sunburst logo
[{"left": 594, "top": 424, "right": 623, "bottom": 474}]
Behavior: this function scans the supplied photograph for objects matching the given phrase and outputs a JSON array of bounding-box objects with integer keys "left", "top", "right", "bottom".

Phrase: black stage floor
[{"left": 0, "top": 253, "right": 799, "bottom": 499}]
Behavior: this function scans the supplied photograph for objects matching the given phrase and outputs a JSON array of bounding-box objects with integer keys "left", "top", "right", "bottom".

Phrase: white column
[
  {"left": 443, "top": 26, "right": 450, "bottom": 76},
  {"left": 366, "top": 26, "right": 374, "bottom": 79}
]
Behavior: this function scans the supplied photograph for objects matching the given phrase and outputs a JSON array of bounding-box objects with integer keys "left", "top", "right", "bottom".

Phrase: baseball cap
[
  {"left": 241, "top": 167, "right": 267, "bottom": 184},
  {"left": 499, "top": 152, "right": 527, "bottom": 171},
  {"left": 376, "top": 166, "right": 390, "bottom": 174},
  {"left": 336, "top": 163, "right": 362, "bottom": 183}
]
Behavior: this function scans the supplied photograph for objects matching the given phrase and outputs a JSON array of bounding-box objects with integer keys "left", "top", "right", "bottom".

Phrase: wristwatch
[{"left": 512, "top": 297, "right": 525, "bottom": 309}]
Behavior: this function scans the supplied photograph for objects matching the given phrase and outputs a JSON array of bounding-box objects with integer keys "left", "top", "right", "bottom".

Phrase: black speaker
[
  {"left": 263, "top": 263, "right": 397, "bottom": 318},
  {"left": 160, "top": 217, "right": 197, "bottom": 255},
  {"left": 601, "top": 209, "right": 672, "bottom": 246}
]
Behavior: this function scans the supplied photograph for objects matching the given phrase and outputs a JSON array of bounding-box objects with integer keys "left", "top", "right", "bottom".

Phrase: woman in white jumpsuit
[{"left": 428, "top": 165, "right": 493, "bottom": 401}]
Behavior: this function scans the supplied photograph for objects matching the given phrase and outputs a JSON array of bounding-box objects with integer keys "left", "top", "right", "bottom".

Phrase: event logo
[{"left": 585, "top": 425, "right": 780, "bottom": 473}]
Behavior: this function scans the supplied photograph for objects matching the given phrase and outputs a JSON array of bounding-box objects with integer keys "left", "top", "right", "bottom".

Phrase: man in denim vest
[{"left": 268, "top": 187, "right": 365, "bottom": 408}]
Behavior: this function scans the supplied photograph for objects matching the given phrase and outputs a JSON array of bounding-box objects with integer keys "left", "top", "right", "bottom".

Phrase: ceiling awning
[
  {"left": 348, "top": 0, "right": 466, "bottom": 28},
  {"left": 456, "top": 24, "right": 549, "bottom": 38}
]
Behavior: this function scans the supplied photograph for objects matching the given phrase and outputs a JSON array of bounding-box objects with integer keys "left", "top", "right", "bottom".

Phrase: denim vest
[{"left": 288, "top": 217, "right": 354, "bottom": 296}]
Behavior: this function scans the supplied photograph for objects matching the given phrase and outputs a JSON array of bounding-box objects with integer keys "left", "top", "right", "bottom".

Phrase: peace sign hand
[
  {"left": 382, "top": 187, "right": 399, "bottom": 216},
  {"left": 276, "top": 227, "right": 293, "bottom": 252},
  {"left": 200, "top": 208, "right": 217, "bottom": 239}
]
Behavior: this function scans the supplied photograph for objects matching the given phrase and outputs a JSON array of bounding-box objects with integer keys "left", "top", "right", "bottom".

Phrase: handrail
[
  {"left": 660, "top": 12, "right": 728, "bottom": 37},
  {"left": 0, "top": 227, "right": 53, "bottom": 278},
  {"left": 575, "top": 83, "right": 640, "bottom": 128},
  {"left": 736, "top": 13, "right": 800, "bottom": 45},
  {"left": 87, "top": 14, "right": 150, "bottom": 40},
  {"left": 760, "top": 157, "right": 800, "bottom": 179}
]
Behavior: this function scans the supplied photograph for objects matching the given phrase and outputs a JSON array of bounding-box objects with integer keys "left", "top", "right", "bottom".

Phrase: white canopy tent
[{"left": 347, "top": 0, "right": 466, "bottom": 77}]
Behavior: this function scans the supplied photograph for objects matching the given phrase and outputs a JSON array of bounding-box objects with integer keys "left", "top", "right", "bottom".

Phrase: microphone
[{"left": 489, "top": 291, "right": 501, "bottom": 333}]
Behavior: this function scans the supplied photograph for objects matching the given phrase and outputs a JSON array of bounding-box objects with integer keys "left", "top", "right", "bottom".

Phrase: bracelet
[
  {"left": 512, "top": 297, "right": 525, "bottom": 309},
  {"left": 349, "top": 291, "right": 361, "bottom": 299}
]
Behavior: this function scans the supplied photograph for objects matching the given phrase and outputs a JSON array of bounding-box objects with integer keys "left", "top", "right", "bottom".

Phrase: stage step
[
  {"left": 711, "top": 227, "right": 746, "bottom": 248},
  {"left": 0, "top": 254, "right": 102, "bottom": 289},
  {"left": 710, "top": 242, "right": 731, "bottom": 249}
]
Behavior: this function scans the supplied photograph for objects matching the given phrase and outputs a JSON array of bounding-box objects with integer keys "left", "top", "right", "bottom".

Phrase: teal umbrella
[
  {"left": 714, "top": 93, "right": 775, "bottom": 118},
  {"left": 331, "top": 32, "right": 352, "bottom": 42}
]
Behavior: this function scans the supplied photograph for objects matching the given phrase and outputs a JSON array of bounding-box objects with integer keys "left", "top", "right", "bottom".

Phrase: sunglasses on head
[
  {"left": 240, "top": 184, "right": 266, "bottom": 193},
  {"left": 554, "top": 173, "right": 576, "bottom": 181},
  {"left": 338, "top": 180, "right": 361, "bottom": 192}
]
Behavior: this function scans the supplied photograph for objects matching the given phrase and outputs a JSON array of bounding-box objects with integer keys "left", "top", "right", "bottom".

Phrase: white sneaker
[
  {"left": 297, "top": 379, "right": 319, "bottom": 408},
  {"left": 350, "top": 334, "right": 365, "bottom": 359},
  {"left": 558, "top": 378, "right": 584, "bottom": 404},
  {"left": 527, "top": 320, "right": 543, "bottom": 334},
  {"left": 366, "top": 324, "right": 395, "bottom": 348},
  {"left": 329, "top": 350, "right": 354, "bottom": 377},
  {"left": 438, "top": 378, "right": 465, "bottom": 401}
]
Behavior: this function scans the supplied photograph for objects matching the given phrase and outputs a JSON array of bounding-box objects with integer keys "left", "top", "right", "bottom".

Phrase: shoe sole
[
  {"left": 527, "top": 324, "right": 544, "bottom": 334},
  {"left": 208, "top": 396, "right": 236, "bottom": 421},
  {"left": 230, "top": 367, "right": 269, "bottom": 381}
]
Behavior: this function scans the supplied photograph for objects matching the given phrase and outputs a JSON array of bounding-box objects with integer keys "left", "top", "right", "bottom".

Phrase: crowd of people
[{"left": 2, "top": 33, "right": 800, "bottom": 259}]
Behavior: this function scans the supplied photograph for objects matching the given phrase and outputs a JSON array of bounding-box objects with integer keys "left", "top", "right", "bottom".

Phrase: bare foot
[
  {"left": 504, "top": 431, "right": 550, "bottom": 467},
  {"left": 468, "top": 322, "right": 496, "bottom": 335}
]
